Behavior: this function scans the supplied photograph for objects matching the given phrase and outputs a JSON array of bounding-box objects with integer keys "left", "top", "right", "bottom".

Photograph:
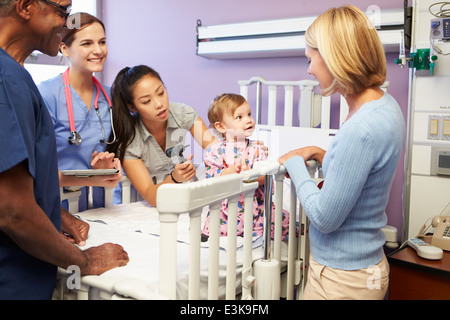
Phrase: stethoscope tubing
[{"left": 63, "top": 68, "right": 116, "bottom": 145}]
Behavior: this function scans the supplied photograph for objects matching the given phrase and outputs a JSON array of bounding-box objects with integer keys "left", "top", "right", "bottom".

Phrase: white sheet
[{"left": 74, "top": 201, "right": 283, "bottom": 300}]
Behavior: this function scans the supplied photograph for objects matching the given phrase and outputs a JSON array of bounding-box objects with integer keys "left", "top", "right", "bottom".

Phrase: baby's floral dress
[{"left": 202, "top": 139, "right": 290, "bottom": 240}]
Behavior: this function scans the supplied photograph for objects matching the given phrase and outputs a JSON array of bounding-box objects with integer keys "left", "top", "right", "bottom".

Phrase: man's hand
[
  {"left": 60, "top": 209, "right": 89, "bottom": 247},
  {"left": 81, "top": 243, "right": 129, "bottom": 275}
]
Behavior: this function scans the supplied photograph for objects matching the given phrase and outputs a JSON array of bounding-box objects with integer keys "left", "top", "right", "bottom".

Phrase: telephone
[{"left": 431, "top": 215, "right": 450, "bottom": 251}]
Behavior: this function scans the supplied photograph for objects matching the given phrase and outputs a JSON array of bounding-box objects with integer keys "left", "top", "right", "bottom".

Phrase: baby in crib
[{"left": 201, "top": 93, "right": 289, "bottom": 241}]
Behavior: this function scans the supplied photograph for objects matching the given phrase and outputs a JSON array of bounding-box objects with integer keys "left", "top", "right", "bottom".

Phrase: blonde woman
[{"left": 279, "top": 5, "right": 405, "bottom": 300}]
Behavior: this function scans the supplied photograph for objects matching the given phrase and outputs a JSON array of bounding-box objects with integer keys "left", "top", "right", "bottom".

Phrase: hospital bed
[
  {"left": 55, "top": 162, "right": 322, "bottom": 300},
  {"left": 54, "top": 77, "right": 391, "bottom": 300}
]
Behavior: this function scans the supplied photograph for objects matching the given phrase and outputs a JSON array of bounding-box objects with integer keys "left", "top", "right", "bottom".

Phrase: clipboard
[{"left": 61, "top": 169, "right": 119, "bottom": 177}]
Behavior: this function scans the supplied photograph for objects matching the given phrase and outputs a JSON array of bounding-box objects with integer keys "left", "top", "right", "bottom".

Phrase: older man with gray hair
[{"left": 0, "top": 0, "right": 128, "bottom": 299}]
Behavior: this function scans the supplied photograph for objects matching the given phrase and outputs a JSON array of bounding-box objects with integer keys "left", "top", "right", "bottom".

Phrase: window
[
  {"left": 71, "top": 0, "right": 98, "bottom": 16},
  {"left": 25, "top": 0, "right": 99, "bottom": 85}
]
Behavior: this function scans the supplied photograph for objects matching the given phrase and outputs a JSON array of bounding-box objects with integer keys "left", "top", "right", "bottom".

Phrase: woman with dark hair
[
  {"left": 106, "top": 65, "right": 217, "bottom": 206},
  {"left": 39, "top": 12, "right": 122, "bottom": 212}
]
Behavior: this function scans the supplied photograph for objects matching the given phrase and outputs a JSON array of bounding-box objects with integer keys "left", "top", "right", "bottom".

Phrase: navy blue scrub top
[{"left": 0, "top": 47, "right": 61, "bottom": 299}]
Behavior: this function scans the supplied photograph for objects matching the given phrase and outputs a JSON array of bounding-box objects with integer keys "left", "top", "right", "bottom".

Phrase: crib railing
[
  {"left": 238, "top": 77, "right": 391, "bottom": 129},
  {"left": 239, "top": 77, "right": 322, "bottom": 128},
  {"left": 57, "top": 161, "right": 320, "bottom": 300},
  {"left": 156, "top": 160, "right": 321, "bottom": 300}
]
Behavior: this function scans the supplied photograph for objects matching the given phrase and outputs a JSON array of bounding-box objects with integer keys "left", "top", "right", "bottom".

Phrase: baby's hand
[
  {"left": 221, "top": 163, "right": 241, "bottom": 176},
  {"left": 221, "top": 158, "right": 250, "bottom": 175}
]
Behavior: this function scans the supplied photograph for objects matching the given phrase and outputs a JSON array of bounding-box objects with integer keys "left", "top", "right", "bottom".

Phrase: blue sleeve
[
  {"left": 0, "top": 99, "right": 29, "bottom": 173},
  {"left": 284, "top": 129, "right": 376, "bottom": 234},
  {"left": 37, "top": 80, "right": 58, "bottom": 125},
  {"left": 0, "top": 73, "right": 37, "bottom": 176}
]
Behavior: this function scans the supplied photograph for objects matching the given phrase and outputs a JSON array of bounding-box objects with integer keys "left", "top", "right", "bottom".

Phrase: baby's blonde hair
[
  {"left": 305, "top": 5, "right": 386, "bottom": 97},
  {"left": 208, "top": 93, "right": 246, "bottom": 125}
]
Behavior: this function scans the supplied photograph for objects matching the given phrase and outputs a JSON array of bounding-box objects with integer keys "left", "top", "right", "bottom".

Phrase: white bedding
[{"left": 74, "top": 201, "right": 284, "bottom": 300}]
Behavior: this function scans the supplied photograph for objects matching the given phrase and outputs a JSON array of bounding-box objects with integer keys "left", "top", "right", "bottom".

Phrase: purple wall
[{"left": 102, "top": 0, "right": 409, "bottom": 239}]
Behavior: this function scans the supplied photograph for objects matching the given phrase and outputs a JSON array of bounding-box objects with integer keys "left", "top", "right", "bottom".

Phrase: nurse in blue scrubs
[{"left": 39, "top": 12, "right": 122, "bottom": 212}]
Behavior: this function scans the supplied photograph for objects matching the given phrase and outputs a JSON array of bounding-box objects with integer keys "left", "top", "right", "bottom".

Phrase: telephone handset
[{"left": 431, "top": 215, "right": 450, "bottom": 251}]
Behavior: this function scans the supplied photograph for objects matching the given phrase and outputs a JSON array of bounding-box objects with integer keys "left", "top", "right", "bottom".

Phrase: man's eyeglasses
[{"left": 40, "top": 0, "right": 72, "bottom": 19}]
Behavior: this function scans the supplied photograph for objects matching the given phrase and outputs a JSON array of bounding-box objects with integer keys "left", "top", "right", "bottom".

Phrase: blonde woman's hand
[{"left": 279, "top": 146, "right": 325, "bottom": 166}]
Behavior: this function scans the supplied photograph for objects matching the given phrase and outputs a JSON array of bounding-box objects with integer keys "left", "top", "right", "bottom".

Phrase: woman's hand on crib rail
[{"left": 279, "top": 146, "right": 325, "bottom": 166}]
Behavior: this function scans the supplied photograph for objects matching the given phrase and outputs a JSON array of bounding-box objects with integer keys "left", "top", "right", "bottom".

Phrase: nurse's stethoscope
[{"left": 63, "top": 68, "right": 117, "bottom": 146}]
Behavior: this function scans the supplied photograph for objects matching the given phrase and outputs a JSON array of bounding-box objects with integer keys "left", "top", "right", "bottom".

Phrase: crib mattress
[{"left": 73, "top": 201, "right": 286, "bottom": 300}]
